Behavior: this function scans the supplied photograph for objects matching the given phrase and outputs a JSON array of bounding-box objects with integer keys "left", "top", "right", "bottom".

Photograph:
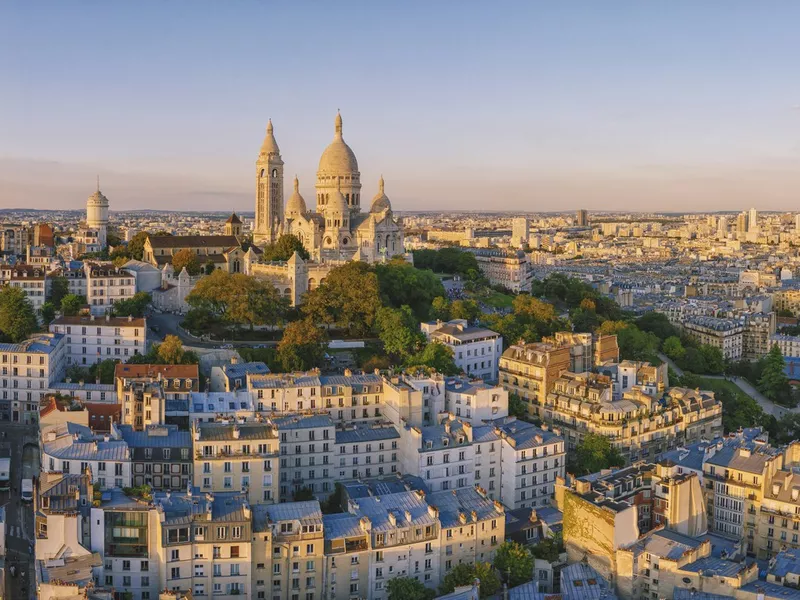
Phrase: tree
[
  {"left": 571, "top": 433, "right": 625, "bottom": 475},
  {"left": 431, "top": 296, "right": 451, "bottom": 321},
  {"left": 406, "top": 341, "right": 459, "bottom": 375},
  {"left": 203, "top": 261, "right": 216, "bottom": 275},
  {"left": 292, "top": 487, "right": 314, "bottom": 501},
  {"left": 261, "top": 234, "right": 310, "bottom": 262},
  {"left": 699, "top": 344, "right": 725, "bottom": 375},
  {"left": 439, "top": 563, "right": 500, "bottom": 599},
  {"left": 570, "top": 306, "right": 599, "bottom": 333},
  {"left": 111, "top": 292, "right": 151, "bottom": 318},
  {"left": 375, "top": 306, "right": 424, "bottom": 360},
  {"left": 493, "top": 541, "right": 533, "bottom": 588},
  {"left": 508, "top": 393, "right": 529, "bottom": 420},
  {"left": 0, "top": 287, "right": 38, "bottom": 342},
  {"left": 321, "top": 483, "right": 345, "bottom": 514},
  {"left": 126, "top": 231, "right": 150, "bottom": 261},
  {"left": 61, "top": 294, "right": 86, "bottom": 317},
  {"left": 386, "top": 576, "right": 435, "bottom": 600},
  {"left": 513, "top": 294, "right": 557, "bottom": 322},
  {"left": 616, "top": 325, "right": 660, "bottom": 362},
  {"left": 375, "top": 262, "right": 445, "bottom": 321},
  {"left": 277, "top": 320, "right": 327, "bottom": 372},
  {"left": 450, "top": 299, "right": 481, "bottom": 322},
  {"left": 40, "top": 301, "right": 56, "bottom": 325},
  {"left": 530, "top": 533, "right": 565, "bottom": 562},
  {"left": 596, "top": 320, "right": 629, "bottom": 336},
  {"left": 302, "top": 262, "right": 381, "bottom": 337},
  {"left": 48, "top": 276, "right": 69, "bottom": 309},
  {"left": 662, "top": 336, "right": 685, "bottom": 361},
  {"left": 171, "top": 248, "right": 201, "bottom": 276},
  {"left": 90, "top": 359, "right": 119, "bottom": 385},
  {"left": 636, "top": 311, "right": 681, "bottom": 341},
  {"left": 759, "top": 344, "right": 791, "bottom": 402},
  {"left": 157, "top": 335, "right": 185, "bottom": 364}
]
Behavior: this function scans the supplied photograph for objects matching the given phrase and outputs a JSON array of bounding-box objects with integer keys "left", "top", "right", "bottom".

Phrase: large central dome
[{"left": 318, "top": 112, "right": 359, "bottom": 175}]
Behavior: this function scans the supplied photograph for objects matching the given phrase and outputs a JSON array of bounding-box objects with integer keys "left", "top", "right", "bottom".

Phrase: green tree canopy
[
  {"left": 636, "top": 311, "right": 681, "bottom": 341},
  {"left": 301, "top": 261, "right": 381, "bottom": 337},
  {"left": 261, "top": 234, "right": 310, "bottom": 262},
  {"left": 127, "top": 231, "right": 149, "bottom": 261},
  {"left": 570, "top": 433, "right": 625, "bottom": 475},
  {"left": 431, "top": 296, "right": 451, "bottom": 321},
  {"left": 439, "top": 563, "right": 500, "bottom": 599},
  {"left": 758, "top": 344, "right": 791, "bottom": 402},
  {"left": 60, "top": 294, "right": 86, "bottom": 317},
  {"left": 450, "top": 299, "right": 481, "bottom": 322},
  {"left": 375, "top": 305, "right": 425, "bottom": 361},
  {"left": 157, "top": 335, "right": 186, "bottom": 364},
  {"left": 662, "top": 336, "right": 686, "bottom": 361},
  {"left": 48, "top": 276, "right": 70, "bottom": 309},
  {"left": 111, "top": 292, "right": 151, "bottom": 318},
  {"left": 386, "top": 576, "right": 435, "bottom": 600},
  {"left": 172, "top": 248, "right": 201, "bottom": 276},
  {"left": 406, "top": 341, "right": 460, "bottom": 375},
  {"left": 616, "top": 325, "right": 660, "bottom": 362},
  {"left": 40, "top": 301, "right": 56, "bottom": 325},
  {"left": 0, "top": 287, "right": 38, "bottom": 342},
  {"left": 277, "top": 319, "right": 328, "bottom": 372},
  {"left": 493, "top": 541, "right": 533, "bottom": 588},
  {"left": 375, "top": 261, "right": 445, "bottom": 321}
]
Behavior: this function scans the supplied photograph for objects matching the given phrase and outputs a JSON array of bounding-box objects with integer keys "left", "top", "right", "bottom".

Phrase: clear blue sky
[{"left": 2, "top": 1, "right": 800, "bottom": 212}]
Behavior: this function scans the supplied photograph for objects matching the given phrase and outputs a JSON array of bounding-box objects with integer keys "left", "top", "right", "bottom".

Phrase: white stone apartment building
[
  {"left": 682, "top": 316, "right": 745, "bottom": 360},
  {"left": 49, "top": 314, "right": 146, "bottom": 366},
  {"left": 421, "top": 319, "right": 503, "bottom": 382},
  {"left": 0, "top": 332, "right": 67, "bottom": 423},
  {"left": 497, "top": 418, "right": 566, "bottom": 510},
  {"left": 771, "top": 333, "right": 800, "bottom": 359},
  {"left": 399, "top": 415, "right": 474, "bottom": 492},
  {"left": 470, "top": 248, "right": 532, "bottom": 293},
  {"left": 273, "top": 413, "right": 337, "bottom": 502},
  {"left": 41, "top": 421, "right": 132, "bottom": 490},
  {"left": 472, "top": 425, "right": 501, "bottom": 500},
  {"left": 0, "top": 264, "right": 47, "bottom": 312},
  {"left": 193, "top": 421, "right": 280, "bottom": 506},
  {"left": 444, "top": 377, "right": 508, "bottom": 425},
  {"left": 85, "top": 261, "right": 137, "bottom": 315},
  {"left": 382, "top": 373, "right": 446, "bottom": 428},
  {"left": 335, "top": 423, "right": 400, "bottom": 481}
]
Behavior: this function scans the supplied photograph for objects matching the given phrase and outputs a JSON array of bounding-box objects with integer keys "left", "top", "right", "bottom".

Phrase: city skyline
[{"left": 3, "top": 2, "right": 800, "bottom": 212}]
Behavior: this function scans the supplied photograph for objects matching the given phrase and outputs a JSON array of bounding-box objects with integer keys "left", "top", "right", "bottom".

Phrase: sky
[{"left": 2, "top": 1, "right": 800, "bottom": 213}]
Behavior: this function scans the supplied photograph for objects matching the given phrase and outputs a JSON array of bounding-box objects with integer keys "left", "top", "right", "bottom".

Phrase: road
[
  {"left": 658, "top": 352, "right": 799, "bottom": 419},
  {"left": 0, "top": 423, "right": 39, "bottom": 600},
  {"left": 146, "top": 312, "right": 279, "bottom": 349}
]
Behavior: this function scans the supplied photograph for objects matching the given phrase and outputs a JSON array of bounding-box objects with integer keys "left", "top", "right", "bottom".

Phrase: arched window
[
  {"left": 308, "top": 278, "right": 317, "bottom": 290},
  {"left": 260, "top": 168, "right": 265, "bottom": 177}
]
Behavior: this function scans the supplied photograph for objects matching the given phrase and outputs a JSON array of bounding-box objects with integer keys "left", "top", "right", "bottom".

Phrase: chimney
[{"left": 344, "top": 368, "right": 352, "bottom": 377}]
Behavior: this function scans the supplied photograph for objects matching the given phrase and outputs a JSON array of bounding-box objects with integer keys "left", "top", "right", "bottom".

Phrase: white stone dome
[
  {"left": 285, "top": 176, "right": 307, "bottom": 217},
  {"left": 327, "top": 185, "right": 349, "bottom": 215},
  {"left": 87, "top": 190, "right": 109, "bottom": 206},
  {"left": 318, "top": 112, "right": 359, "bottom": 174},
  {"left": 370, "top": 176, "right": 391, "bottom": 213}
]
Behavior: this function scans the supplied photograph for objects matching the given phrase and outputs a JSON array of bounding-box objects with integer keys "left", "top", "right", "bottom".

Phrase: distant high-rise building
[
  {"left": 737, "top": 211, "right": 748, "bottom": 233},
  {"left": 795, "top": 214, "right": 800, "bottom": 233},
  {"left": 511, "top": 217, "right": 529, "bottom": 247},
  {"left": 717, "top": 216, "right": 728, "bottom": 237},
  {"left": 748, "top": 207, "right": 758, "bottom": 232},
  {"left": 576, "top": 209, "right": 589, "bottom": 227}
]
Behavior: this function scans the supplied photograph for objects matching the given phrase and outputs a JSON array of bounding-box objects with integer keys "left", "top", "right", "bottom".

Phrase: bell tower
[{"left": 254, "top": 119, "right": 284, "bottom": 246}]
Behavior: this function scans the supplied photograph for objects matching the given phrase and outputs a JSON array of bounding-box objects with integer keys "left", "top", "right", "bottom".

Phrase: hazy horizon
[{"left": 3, "top": 2, "right": 800, "bottom": 213}]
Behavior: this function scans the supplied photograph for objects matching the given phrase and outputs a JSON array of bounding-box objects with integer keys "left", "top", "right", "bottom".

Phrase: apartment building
[
  {"left": 598, "top": 360, "right": 668, "bottom": 400},
  {"left": 35, "top": 471, "right": 94, "bottom": 560},
  {"left": 50, "top": 314, "right": 146, "bottom": 366},
  {"left": 443, "top": 377, "right": 508, "bottom": 425},
  {"left": 85, "top": 261, "right": 137, "bottom": 315},
  {"left": 429, "top": 487, "right": 504, "bottom": 575},
  {"left": 743, "top": 312, "right": 777, "bottom": 361},
  {"left": 118, "top": 424, "right": 193, "bottom": 491},
  {"left": 157, "top": 490, "right": 252, "bottom": 599},
  {"left": 321, "top": 512, "right": 371, "bottom": 600},
  {"left": 189, "top": 390, "right": 255, "bottom": 423},
  {"left": 0, "top": 332, "right": 66, "bottom": 423},
  {"left": 420, "top": 319, "right": 503, "bottom": 381},
  {"left": 347, "top": 490, "right": 441, "bottom": 596},
  {"left": 399, "top": 415, "right": 474, "bottom": 492},
  {"left": 248, "top": 371, "right": 385, "bottom": 424},
  {"left": 252, "top": 501, "right": 325, "bottom": 600},
  {"left": 335, "top": 423, "right": 400, "bottom": 481},
  {"left": 469, "top": 248, "right": 532, "bottom": 293},
  {"left": 499, "top": 341, "right": 572, "bottom": 418},
  {"left": 274, "top": 413, "right": 336, "bottom": 501},
  {"left": 547, "top": 331, "right": 620, "bottom": 372},
  {"left": 544, "top": 372, "right": 723, "bottom": 463},
  {"left": 42, "top": 421, "right": 131, "bottom": 490},
  {"left": 209, "top": 360, "right": 270, "bottom": 392},
  {"left": 774, "top": 287, "right": 800, "bottom": 318},
  {"left": 0, "top": 264, "right": 47, "bottom": 312},
  {"left": 193, "top": 421, "right": 279, "bottom": 506},
  {"left": 38, "top": 554, "right": 104, "bottom": 600},
  {"left": 682, "top": 316, "right": 745, "bottom": 360},
  {"left": 472, "top": 425, "right": 501, "bottom": 500},
  {"left": 116, "top": 364, "right": 200, "bottom": 430},
  {"left": 382, "top": 373, "right": 445, "bottom": 428},
  {"left": 770, "top": 333, "right": 800, "bottom": 359},
  {"left": 0, "top": 223, "right": 31, "bottom": 256},
  {"left": 497, "top": 419, "right": 565, "bottom": 510}
]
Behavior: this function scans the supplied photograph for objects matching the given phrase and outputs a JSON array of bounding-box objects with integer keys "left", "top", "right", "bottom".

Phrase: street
[
  {"left": 0, "top": 423, "right": 39, "bottom": 600},
  {"left": 146, "top": 311, "right": 279, "bottom": 349}
]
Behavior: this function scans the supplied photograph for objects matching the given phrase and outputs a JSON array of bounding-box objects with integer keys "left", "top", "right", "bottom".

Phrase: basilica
[{"left": 252, "top": 112, "right": 405, "bottom": 262}]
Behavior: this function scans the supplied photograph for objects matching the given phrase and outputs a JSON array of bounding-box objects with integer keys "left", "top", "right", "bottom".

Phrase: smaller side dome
[
  {"left": 370, "top": 176, "right": 391, "bottom": 213},
  {"left": 327, "top": 180, "right": 349, "bottom": 216},
  {"left": 285, "top": 176, "right": 307, "bottom": 218}
]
